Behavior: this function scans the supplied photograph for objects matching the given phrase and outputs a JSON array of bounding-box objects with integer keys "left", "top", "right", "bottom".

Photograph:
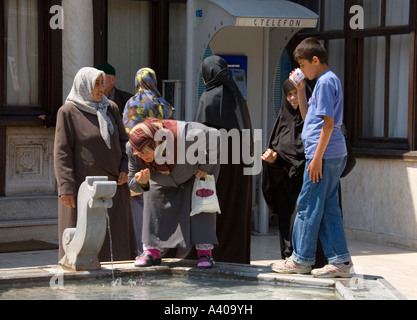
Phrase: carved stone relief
[{"left": 6, "top": 127, "right": 56, "bottom": 196}]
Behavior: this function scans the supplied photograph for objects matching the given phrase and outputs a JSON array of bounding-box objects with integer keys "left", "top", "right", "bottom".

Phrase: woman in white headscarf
[{"left": 54, "top": 67, "right": 137, "bottom": 262}]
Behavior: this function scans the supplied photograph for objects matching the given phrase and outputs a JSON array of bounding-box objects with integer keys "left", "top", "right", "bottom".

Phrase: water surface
[{"left": 0, "top": 275, "right": 337, "bottom": 300}]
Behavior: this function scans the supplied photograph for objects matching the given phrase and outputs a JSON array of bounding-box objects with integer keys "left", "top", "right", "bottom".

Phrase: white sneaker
[
  {"left": 312, "top": 262, "right": 354, "bottom": 278},
  {"left": 271, "top": 258, "right": 312, "bottom": 274}
]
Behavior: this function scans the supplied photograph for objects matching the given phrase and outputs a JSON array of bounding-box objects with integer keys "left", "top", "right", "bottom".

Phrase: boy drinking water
[{"left": 272, "top": 38, "right": 354, "bottom": 278}]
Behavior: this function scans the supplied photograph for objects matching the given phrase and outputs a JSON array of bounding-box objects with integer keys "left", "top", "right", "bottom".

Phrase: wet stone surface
[{"left": 0, "top": 259, "right": 406, "bottom": 300}]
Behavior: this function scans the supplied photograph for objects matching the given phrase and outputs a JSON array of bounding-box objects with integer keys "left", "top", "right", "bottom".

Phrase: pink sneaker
[
  {"left": 134, "top": 249, "right": 161, "bottom": 267},
  {"left": 197, "top": 255, "right": 214, "bottom": 268},
  {"left": 197, "top": 249, "right": 214, "bottom": 268}
]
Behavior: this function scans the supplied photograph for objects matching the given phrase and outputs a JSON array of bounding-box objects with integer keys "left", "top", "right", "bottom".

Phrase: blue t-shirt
[{"left": 302, "top": 70, "right": 347, "bottom": 159}]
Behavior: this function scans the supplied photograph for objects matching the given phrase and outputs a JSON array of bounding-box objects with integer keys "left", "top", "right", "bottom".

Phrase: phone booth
[{"left": 185, "top": 0, "right": 318, "bottom": 234}]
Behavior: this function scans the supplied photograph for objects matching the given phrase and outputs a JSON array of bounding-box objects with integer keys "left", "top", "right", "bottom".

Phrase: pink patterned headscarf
[{"left": 129, "top": 118, "right": 178, "bottom": 175}]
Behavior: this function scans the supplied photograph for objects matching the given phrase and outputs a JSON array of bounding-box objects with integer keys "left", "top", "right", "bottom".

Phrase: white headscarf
[{"left": 66, "top": 67, "right": 115, "bottom": 149}]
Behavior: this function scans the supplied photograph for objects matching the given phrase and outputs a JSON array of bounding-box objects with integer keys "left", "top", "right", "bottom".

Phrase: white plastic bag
[{"left": 190, "top": 175, "right": 221, "bottom": 216}]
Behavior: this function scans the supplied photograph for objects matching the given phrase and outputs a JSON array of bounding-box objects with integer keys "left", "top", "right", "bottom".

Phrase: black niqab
[
  {"left": 268, "top": 80, "right": 311, "bottom": 178},
  {"left": 195, "top": 55, "right": 252, "bottom": 132}
]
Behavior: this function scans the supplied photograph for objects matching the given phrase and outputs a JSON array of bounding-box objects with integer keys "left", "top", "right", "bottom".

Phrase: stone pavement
[
  {"left": 0, "top": 232, "right": 416, "bottom": 299},
  {"left": 250, "top": 232, "right": 417, "bottom": 300}
]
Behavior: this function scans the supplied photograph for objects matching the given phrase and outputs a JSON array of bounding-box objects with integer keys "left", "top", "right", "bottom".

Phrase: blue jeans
[{"left": 292, "top": 156, "right": 351, "bottom": 266}]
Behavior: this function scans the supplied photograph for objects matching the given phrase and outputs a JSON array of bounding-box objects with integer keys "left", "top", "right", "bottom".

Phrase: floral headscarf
[{"left": 123, "top": 68, "right": 174, "bottom": 134}]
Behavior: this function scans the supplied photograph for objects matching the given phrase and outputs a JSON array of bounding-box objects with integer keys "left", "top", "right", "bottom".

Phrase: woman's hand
[
  {"left": 194, "top": 169, "right": 208, "bottom": 179},
  {"left": 117, "top": 172, "right": 128, "bottom": 185},
  {"left": 262, "top": 148, "right": 278, "bottom": 164},
  {"left": 61, "top": 194, "right": 76, "bottom": 209},
  {"left": 135, "top": 169, "right": 151, "bottom": 185}
]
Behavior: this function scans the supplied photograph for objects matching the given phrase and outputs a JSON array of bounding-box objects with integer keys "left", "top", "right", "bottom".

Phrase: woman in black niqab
[
  {"left": 196, "top": 55, "right": 252, "bottom": 132},
  {"left": 194, "top": 55, "right": 253, "bottom": 264},
  {"left": 262, "top": 79, "right": 309, "bottom": 259}
]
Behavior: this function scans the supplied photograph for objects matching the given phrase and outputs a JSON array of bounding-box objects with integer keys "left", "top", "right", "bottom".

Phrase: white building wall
[
  {"left": 62, "top": 0, "right": 94, "bottom": 99},
  {"left": 342, "top": 158, "right": 417, "bottom": 250}
]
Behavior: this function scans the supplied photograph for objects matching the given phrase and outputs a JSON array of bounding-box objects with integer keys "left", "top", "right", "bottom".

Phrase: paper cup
[{"left": 290, "top": 68, "right": 305, "bottom": 85}]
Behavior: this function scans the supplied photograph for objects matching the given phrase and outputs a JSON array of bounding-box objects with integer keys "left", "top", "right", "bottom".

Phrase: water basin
[
  {"left": 0, "top": 275, "right": 337, "bottom": 300},
  {"left": 0, "top": 259, "right": 405, "bottom": 300}
]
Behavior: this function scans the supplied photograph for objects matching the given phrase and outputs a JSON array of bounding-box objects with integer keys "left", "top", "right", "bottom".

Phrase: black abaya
[{"left": 195, "top": 55, "right": 254, "bottom": 264}]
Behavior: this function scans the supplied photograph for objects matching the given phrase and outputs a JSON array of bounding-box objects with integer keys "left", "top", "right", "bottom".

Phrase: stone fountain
[{"left": 58, "top": 176, "right": 117, "bottom": 271}]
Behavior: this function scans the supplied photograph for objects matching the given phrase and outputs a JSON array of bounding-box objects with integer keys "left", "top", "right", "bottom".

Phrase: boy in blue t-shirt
[{"left": 272, "top": 38, "right": 354, "bottom": 278}]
